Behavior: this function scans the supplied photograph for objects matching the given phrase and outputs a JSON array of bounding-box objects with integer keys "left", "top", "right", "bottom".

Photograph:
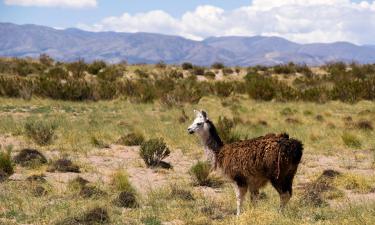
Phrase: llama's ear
[{"left": 200, "top": 110, "right": 208, "bottom": 120}]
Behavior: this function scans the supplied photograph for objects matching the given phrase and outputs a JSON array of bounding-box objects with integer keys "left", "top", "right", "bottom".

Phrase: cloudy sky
[{"left": 1, "top": 0, "right": 375, "bottom": 44}]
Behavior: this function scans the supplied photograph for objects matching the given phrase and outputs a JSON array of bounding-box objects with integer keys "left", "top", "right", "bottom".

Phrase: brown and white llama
[{"left": 187, "top": 110, "right": 303, "bottom": 215}]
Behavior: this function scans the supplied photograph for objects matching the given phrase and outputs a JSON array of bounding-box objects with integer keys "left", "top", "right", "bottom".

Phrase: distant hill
[{"left": 1, "top": 22, "right": 375, "bottom": 66}]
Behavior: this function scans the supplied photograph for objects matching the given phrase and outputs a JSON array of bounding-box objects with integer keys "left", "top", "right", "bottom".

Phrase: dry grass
[{"left": 0, "top": 96, "right": 375, "bottom": 224}]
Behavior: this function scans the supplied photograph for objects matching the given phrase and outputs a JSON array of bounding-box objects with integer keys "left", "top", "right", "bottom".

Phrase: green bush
[
  {"left": 181, "top": 62, "right": 193, "bottom": 70},
  {"left": 245, "top": 73, "right": 276, "bottom": 101},
  {"left": 45, "top": 66, "right": 68, "bottom": 80},
  {"left": 67, "top": 58, "right": 87, "bottom": 79},
  {"left": 140, "top": 138, "right": 170, "bottom": 167},
  {"left": 214, "top": 82, "right": 234, "bottom": 98},
  {"left": 24, "top": 118, "right": 58, "bottom": 145},
  {"left": 189, "top": 161, "right": 211, "bottom": 186},
  {"left": 88, "top": 60, "right": 107, "bottom": 75},
  {"left": 117, "top": 132, "right": 145, "bottom": 146},
  {"left": 211, "top": 62, "right": 225, "bottom": 70},
  {"left": 97, "top": 66, "right": 123, "bottom": 82}
]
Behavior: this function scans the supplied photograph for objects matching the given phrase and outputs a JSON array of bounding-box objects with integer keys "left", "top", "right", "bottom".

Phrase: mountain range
[{"left": 1, "top": 22, "right": 375, "bottom": 66}]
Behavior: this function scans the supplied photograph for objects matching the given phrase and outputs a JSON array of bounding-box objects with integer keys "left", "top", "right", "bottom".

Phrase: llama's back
[{"left": 217, "top": 133, "right": 303, "bottom": 180}]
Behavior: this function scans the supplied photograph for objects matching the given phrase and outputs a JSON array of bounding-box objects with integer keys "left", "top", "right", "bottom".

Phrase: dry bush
[
  {"left": 24, "top": 118, "right": 57, "bottom": 145},
  {"left": 13, "top": 148, "right": 47, "bottom": 167},
  {"left": 116, "top": 132, "right": 144, "bottom": 146},
  {"left": 47, "top": 158, "right": 80, "bottom": 173},
  {"left": 355, "top": 120, "right": 373, "bottom": 131},
  {"left": 140, "top": 138, "right": 171, "bottom": 168}
]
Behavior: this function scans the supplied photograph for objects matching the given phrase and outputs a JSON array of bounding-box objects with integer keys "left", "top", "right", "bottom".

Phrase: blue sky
[
  {"left": 0, "top": 0, "right": 250, "bottom": 28},
  {"left": 1, "top": 0, "right": 375, "bottom": 44}
]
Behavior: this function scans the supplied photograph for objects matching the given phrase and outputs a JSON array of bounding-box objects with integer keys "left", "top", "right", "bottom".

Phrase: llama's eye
[{"left": 197, "top": 122, "right": 203, "bottom": 126}]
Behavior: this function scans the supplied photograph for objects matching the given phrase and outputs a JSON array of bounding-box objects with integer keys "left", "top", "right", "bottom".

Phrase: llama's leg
[
  {"left": 249, "top": 188, "right": 259, "bottom": 206},
  {"left": 234, "top": 184, "right": 248, "bottom": 216},
  {"left": 271, "top": 177, "right": 293, "bottom": 210}
]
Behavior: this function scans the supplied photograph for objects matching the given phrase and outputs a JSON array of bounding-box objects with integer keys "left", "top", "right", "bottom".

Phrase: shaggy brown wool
[{"left": 217, "top": 133, "right": 303, "bottom": 192}]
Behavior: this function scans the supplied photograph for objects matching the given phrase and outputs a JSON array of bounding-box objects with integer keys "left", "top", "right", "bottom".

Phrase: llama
[{"left": 187, "top": 110, "right": 303, "bottom": 215}]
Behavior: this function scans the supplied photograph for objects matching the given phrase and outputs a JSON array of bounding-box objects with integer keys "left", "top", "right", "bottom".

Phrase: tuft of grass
[
  {"left": 90, "top": 135, "right": 110, "bottom": 148},
  {"left": 111, "top": 169, "right": 135, "bottom": 193},
  {"left": 334, "top": 173, "right": 374, "bottom": 193},
  {"left": 0, "top": 145, "right": 14, "bottom": 180},
  {"left": 24, "top": 118, "right": 57, "bottom": 145},
  {"left": 189, "top": 161, "right": 211, "bottom": 186},
  {"left": 140, "top": 138, "right": 170, "bottom": 167},
  {"left": 341, "top": 132, "right": 362, "bottom": 148},
  {"left": 116, "top": 132, "right": 144, "bottom": 146}
]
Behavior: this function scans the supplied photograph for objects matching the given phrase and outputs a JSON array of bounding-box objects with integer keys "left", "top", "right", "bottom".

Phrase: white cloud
[
  {"left": 78, "top": 0, "right": 375, "bottom": 44},
  {"left": 4, "top": 0, "right": 97, "bottom": 8}
]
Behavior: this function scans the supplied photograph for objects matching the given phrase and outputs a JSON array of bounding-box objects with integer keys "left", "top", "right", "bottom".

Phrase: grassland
[
  {"left": 0, "top": 95, "right": 375, "bottom": 225},
  {"left": 0, "top": 58, "right": 375, "bottom": 224}
]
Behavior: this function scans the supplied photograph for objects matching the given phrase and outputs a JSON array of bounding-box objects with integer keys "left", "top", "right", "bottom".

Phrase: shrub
[
  {"left": 245, "top": 73, "right": 277, "bottom": 101},
  {"left": 47, "top": 158, "right": 80, "bottom": 173},
  {"left": 13, "top": 148, "right": 48, "bottom": 167},
  {"left": 0, "top": 146, "right": 13, "bottom": 180},
  {"left": 45, "top": 66, "right": 69, "bottom": 80},
  {"left": 341, "top": 132, "right": 361, "bottom": 148},
  {"left": 204, "top": 71, "right": 216, "bottom": 79},
  {"left": 223, "top": 67, "right": 234, "bottom": 75},
  {"left": 355, "top": 120, "right": 373, "bottom": 131},
  {"left": 216, "top": 116, "right": 241, "bottom": 143},
  {"left": 155, "top": 61, "right": 167, "bottom": 69},
  {"left": 189, "top": 161, "right": 211, "bottom": 186},
  {"left": 273, "top": 63, "right": 296, "bottom": 74},
  {"left": 182, "top": 62, "right": 193, "bottom": 70},
  {"left": 134, "top": 69, "right": 149, "bottom": 78},
  {"left": 113, "top": 191, "right": 138, "bottom": 208},
  {"left": 214, "top": 82, "right": 234, "bottom": 98},
  {"left": 140, "top": 138, "right": 170, "bottom": 167},
  {"left": 97, "top": 66, "right": 123, "bottom": 82},
  {"left": 39, "top": 54, "right": 54, "bottom": 66},
  {"left": 67, "top": 58, "right": 87, "bottom": 79},
  {"left": 24, "top": 118, "right": 57, "bottom": 145},
  {"left": 88, "top": 60, "right": 107, "bottom": 75},
  {"left": 211, "top": 62, "right": 225, "bottom": 70},
  {"left": 117, "top": 132, "right": 145, "bottom": 146},
  {"left": 192, "top": 66, "right": 205, "bottom": 76}
]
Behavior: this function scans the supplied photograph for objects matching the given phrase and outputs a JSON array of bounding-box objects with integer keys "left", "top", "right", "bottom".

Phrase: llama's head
[{"left": 187, "top": 110, "right": 208, "bottom": 135}]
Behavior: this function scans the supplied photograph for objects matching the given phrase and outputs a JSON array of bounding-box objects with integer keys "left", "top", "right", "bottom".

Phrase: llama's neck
[{"left": 201, "top": 120, "right": 224, "bottom": 167}]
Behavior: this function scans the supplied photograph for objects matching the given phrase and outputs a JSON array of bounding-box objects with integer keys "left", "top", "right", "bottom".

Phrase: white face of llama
[{"left": 187, "top": 110, "right": 208, "bottom": 135}]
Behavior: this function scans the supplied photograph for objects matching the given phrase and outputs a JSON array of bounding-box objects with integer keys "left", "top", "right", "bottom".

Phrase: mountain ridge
[{"left": 1, "top": 22, "right": 375, "bottom": 66}]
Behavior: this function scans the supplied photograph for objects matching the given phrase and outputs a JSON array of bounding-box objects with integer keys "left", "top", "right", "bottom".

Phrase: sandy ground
[{"left": 2, "top": 134, "right": 375, "bottom": 204}]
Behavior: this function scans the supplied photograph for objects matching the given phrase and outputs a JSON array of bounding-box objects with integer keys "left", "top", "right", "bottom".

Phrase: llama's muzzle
[{"left": 187, "top": 128, "right": 194, "bottom": 134}]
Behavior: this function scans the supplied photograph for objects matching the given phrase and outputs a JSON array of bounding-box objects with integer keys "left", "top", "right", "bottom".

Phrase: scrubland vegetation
[{"left": 0, "top": 56, "right": 375, "bottom": 224}]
